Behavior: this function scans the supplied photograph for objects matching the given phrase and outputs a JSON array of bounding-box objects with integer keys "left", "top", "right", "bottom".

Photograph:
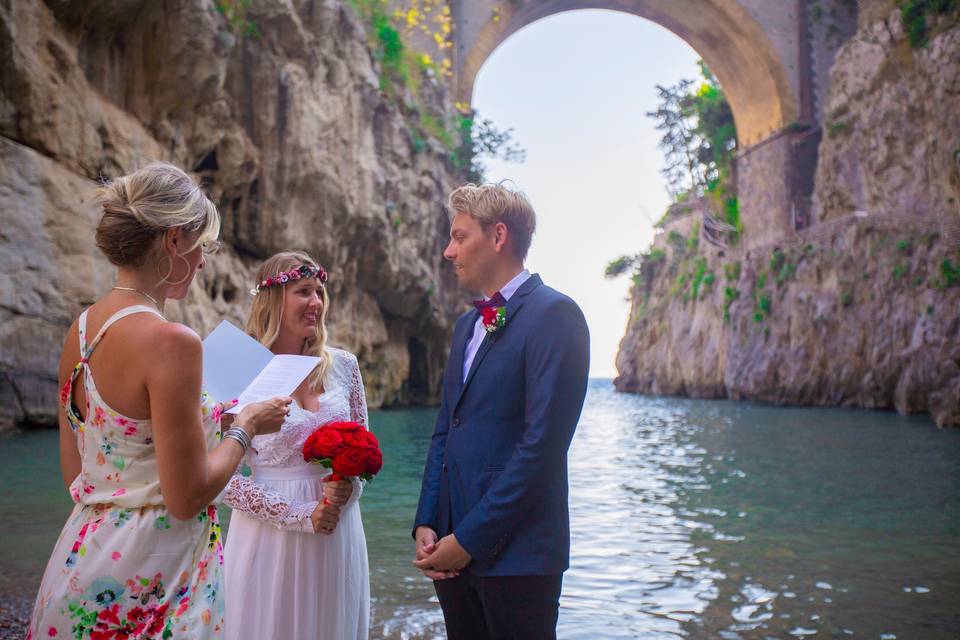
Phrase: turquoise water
[{"left": 2, "top": 380, "right": 959, "bottom": 638}]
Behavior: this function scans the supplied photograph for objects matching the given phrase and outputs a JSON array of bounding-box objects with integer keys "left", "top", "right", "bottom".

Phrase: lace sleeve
[
  {"left": 222, "top": 474, "right": 318, "bottom": 532},
  {"left": 345, "top": 352, "right": 368, "bottom": 505},
  {"left": 348, "top": 353, "right": 369, "bottom": 427}
]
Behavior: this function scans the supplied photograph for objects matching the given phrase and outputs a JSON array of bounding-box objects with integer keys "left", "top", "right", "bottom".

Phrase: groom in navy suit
[{"left": 413, "top": 183, "right": 590, "bottom": 639}]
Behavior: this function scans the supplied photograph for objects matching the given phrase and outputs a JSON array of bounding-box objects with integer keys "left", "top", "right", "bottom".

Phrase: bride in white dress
[{"left": 222, "top": 251, "right": 370, "bottom": 640}]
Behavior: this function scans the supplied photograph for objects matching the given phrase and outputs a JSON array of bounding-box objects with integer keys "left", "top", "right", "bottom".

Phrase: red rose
[
  {"left": 343, "top": 430, "right": 373, "bottom": 449},
  {"left": 326, "top": 420, "right": 363, "bottom": 433},
  {"left": 302, "top": 433, "right": 319, "bottom": 461},
  {"left": 332, "top": 447, "right": 367, "bottom": 477},
  {"left": 315, "top": 429, "right": 346, "bottom": 458},
  {"left": 481, "top": 306, "right": 498, "bottom": 324},
  {"left": 304, "top": 422, "right": 380, "bottom": 478},
  {"left": 362, "top": 446, "right": 383, "bottom": 476},
  {"left": 302, "top": 428, "right": 344, "bottom": 462}
]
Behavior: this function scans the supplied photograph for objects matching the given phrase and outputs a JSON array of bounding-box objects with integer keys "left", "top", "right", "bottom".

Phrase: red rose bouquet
[{"left": 302, "top": 421, "right": 383, "bottom": 481}]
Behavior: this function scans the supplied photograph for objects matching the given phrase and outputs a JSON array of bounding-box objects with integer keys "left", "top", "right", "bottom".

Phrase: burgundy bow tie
[{"left": 473, "top": 291, "right": 507, "bottom": 311}]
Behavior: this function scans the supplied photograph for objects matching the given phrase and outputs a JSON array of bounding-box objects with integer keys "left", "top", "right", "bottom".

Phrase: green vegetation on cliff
[
  {"left": 941, "top": 257, "right": 960, "bottom": 286},
  {"left": 900, "top": 0, "right": 959, "bottom": 47},
  {"left": 346, "top": 0, "right": 524, "bottom": 181},
  {"left": 455, "top": 115, "right": 526, "bottom": 183},
  {"left": 647, "top": 61, "right": 740, "bottom": 238},
  {"left": 647, "top": 62, "right": 735, "bottom": 199},
  {"left": 605, "top": 62, "right": 739, "bottom": 287},
  {"left": 215, "top": 0, "right": 260, "bottom": 38}
]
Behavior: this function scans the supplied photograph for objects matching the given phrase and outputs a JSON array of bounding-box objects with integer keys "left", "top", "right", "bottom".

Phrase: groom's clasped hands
[{"left": 412, "top": 526, "right": 472, "bottom": 579}]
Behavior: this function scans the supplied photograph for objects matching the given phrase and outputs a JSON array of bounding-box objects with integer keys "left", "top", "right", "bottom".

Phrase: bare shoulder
[
  {"left": 58, "top": 316, "right": 82, "bottom": 375},
  {"left": 143, "top": 320, "right": 202, "bottom": 360},
  {"left": 61, "top": 316, "right": 81, "bottom": 350}
]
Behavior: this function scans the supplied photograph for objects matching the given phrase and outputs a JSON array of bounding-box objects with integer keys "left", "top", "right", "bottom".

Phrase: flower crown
[{"left": 250, "top": 264, "right": 328, "bottom": 296}]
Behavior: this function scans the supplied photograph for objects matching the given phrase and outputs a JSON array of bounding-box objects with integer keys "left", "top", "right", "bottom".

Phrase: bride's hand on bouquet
[
  {"left": 311, "top": 500, "right": 341, "bottom": 535},
  {"left": 237, "top": 397, "right": 293, "bottom": 437},
  {"left": 322, "top": 478, "right": 353, "bottom": 507}
]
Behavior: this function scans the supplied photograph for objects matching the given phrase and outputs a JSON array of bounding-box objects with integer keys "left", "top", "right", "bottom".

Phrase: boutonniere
[{"left": 481, "top": 306, "right": 506, "bottom": 333}]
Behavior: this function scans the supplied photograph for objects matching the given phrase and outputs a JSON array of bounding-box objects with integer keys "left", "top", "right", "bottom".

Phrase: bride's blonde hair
[{"left": 245, "top": 251, "right": 331, "bottom": 391}]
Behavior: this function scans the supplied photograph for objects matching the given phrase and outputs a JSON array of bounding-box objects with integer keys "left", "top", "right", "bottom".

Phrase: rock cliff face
[
  {"left": 812, "top": 2, "right": 960, "bottom": 225},
  {"left": 615, "top": 6, "right": 960, "bottom": 427},
  {"left": 0, "top": 0, "right": 465, "bottom": 430}
]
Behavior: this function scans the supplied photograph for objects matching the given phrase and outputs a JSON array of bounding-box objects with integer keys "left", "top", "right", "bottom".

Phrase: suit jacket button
[{"left": 452, "top": 417, "right": 461, "bottom": 427}]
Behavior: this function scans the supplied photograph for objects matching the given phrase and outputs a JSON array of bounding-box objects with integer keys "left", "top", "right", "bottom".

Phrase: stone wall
[
  {"left": 0, "top": 0, "right": 466, "bottom": 430},
  {"left": 737, "top": 134, "right": 794, "bottom": 245},
  {"left": 806, "top": 0, "right": 859, "bottom": 121}
]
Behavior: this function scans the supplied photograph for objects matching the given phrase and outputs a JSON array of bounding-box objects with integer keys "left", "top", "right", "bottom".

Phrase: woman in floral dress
[
  {"left": 222, "top": 251, "right": 372, "bottom": 640},
  {"left": 27, "top": 162, "right": 289, "bottom": 640}
]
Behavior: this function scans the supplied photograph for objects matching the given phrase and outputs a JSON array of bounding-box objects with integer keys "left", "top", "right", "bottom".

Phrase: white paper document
[{"left": 202, "top": 320, "right": 320, "bottom": 413}]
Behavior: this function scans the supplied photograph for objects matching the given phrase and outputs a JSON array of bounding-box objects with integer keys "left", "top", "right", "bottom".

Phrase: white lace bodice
[{"left": 222, "top": 348, "right": 369, "bottom": 531}]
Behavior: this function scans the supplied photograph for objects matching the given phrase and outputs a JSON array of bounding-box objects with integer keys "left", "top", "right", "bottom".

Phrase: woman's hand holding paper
[{"left": 238, "top": 396, "right": 293, "bottom": 436}]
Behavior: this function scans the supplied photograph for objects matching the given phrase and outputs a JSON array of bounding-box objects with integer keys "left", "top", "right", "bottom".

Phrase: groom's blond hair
[{"left": 447, "top": 182, "right": 537, "bottom": 260}]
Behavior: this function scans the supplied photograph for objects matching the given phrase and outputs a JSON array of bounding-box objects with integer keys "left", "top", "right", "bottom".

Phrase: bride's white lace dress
[{"left": 223, "top": 347, "right": 370, "bottom": 640}]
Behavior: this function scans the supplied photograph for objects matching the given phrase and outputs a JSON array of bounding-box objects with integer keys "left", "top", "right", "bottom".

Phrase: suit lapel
[
  {"left": 448, "top": 312, "right": 475, "bottom": 398},
  {"left": 453, "top": 274, "right": 542, "bottom": 412}
]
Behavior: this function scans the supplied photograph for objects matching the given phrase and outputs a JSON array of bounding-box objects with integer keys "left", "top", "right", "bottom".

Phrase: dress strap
[
  {"left": 63, "top": 305, "right": 162, "bottom": 432},
  {"left": 83, "top": 305, "right": 164, "bottom": 360},
  {"left": 78, "top": 309, "right": 90, "bottom": 355}
]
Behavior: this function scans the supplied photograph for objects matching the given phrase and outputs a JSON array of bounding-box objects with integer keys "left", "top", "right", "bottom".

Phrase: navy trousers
[{"left": 433, "top": 571, "right": 563, "bottom": 640}]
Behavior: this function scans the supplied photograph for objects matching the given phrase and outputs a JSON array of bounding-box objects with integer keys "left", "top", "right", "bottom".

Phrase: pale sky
[{"left": 471, "top": 9, "right": 701, "bottom": 377}]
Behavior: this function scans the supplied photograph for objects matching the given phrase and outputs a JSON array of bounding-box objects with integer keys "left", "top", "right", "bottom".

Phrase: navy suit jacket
[{"left": 413, "top": 274, "right": 590, "bottom": 576}]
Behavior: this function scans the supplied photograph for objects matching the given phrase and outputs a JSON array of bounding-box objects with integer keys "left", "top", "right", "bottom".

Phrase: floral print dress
[{"left": 28, "top": 305, "right": 226, "bottom": 640}]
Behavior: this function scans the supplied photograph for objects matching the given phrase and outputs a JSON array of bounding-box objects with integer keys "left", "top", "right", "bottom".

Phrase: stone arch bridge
[{"left": 403, "top": 0, "right": 858, "bottom": 247}]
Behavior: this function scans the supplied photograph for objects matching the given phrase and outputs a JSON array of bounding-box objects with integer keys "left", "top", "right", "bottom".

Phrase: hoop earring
[{"left": 157, "top": 254, "right": 193, "bottom": 286}]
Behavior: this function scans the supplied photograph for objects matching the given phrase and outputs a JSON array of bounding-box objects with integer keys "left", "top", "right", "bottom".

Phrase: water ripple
[{"left": 3, "top": 382, "right": 960, "bottom": 638}]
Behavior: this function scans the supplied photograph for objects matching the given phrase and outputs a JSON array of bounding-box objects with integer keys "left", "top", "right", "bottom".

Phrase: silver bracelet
[
  {"left": 230, "top": 425, "right": 253, "bottom": 449},
  {"left": 221, "top": 426, "right": 252, "bottom": 454}
]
